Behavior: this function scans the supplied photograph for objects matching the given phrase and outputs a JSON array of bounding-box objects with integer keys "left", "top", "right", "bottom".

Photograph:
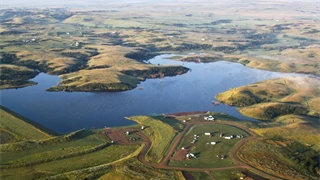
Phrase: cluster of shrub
[
  {"left": 123, "top": 66, "right": 189, "bottom": 79},
  {"left": 262, "top": 103, "right": 308, "bottom": 119}
]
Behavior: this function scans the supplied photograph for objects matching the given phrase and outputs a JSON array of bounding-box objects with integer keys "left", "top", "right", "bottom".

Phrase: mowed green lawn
[
  {"left": 1, "top": 144, "right": 139, "bottom": 180},
  {"left": 169, "top": 124, "right": 250, "bottom": 168}
]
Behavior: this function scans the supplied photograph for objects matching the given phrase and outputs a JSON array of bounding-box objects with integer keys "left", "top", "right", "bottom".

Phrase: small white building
[
  {"left": 204, "top": 132, "right": 211, "bottom": 136},
  {"left": 204, "top": 116, "right": 215, "bottom": 121},
  {"left": 126, "top": 131, "right": 130, "bottom": 135},
  {"left": 216, "top": 155, "right": 226, "bottom": 159},
  {"left": 237, "top": 134, "right": 243, "bottom": 138},
  {"left": 224, "top": 135, "right": 233, "bottom": 139},
  {"left": 210, "top": 142, "right": 216, "bottom": 145},
  {"left": 186, "top": 153, "right": 196, "bottom": 159},
  {"left": 220, "top": 133, "right": 223, "bottom": 137}
]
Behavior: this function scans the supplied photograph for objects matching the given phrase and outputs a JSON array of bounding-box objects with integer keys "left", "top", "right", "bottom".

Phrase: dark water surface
[{"left": 0, "top": 55, "right": 302, "bottom": 133}]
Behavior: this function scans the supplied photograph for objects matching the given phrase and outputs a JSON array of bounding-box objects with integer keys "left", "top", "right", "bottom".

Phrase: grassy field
[
  {"left": 210, "top": 169, "right": 247, "bottom": 180},
  {"left": 237, "top": 138, "right": 319, "bottom": 180},
  {"left": 1, "top": 130, "right": 109, "bottom": 165},
  {"left": 1, "top": 144, "right": 139, "bottom": 180},
  {"left": 189, "top": 172, "right": 211, "bottom": 180},
  {"left": 254, "top": 114, "right": 320, "bottom": 151},
  {"left": 169, "top": 124, "right": 249, "bottom": 168},
  {"left": 128, "top": 116, "right": 178, "bottom": 163}
]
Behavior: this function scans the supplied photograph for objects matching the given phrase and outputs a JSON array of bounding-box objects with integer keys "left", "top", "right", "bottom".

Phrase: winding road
[{"left": 133, "top": 120, "right": 283, "bottom": 180}]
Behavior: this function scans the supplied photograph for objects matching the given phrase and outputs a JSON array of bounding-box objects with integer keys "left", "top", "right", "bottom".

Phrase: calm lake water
[{"left": 0, "top": 55, "right": 303, "bottom": 133}]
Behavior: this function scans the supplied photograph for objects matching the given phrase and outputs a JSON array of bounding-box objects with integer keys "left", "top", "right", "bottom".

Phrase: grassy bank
[
  {"left": 0, "top": 106, "right": 56, "bottom": 144},
  {"left": 216, "top": 77, "right": 320, "bottom": 120},
  {"left": 127, "top": 116, "right": 178, "bottom": 163}
]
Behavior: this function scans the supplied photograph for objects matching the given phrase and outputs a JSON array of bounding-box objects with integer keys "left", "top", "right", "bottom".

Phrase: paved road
[{"left": 134, "top": 121, "right": 283, "bottom": 180}]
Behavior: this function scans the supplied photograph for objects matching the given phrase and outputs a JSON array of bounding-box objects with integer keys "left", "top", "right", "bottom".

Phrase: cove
[{"left": 0, "top": 54, "right": 305, "bottom": 133}]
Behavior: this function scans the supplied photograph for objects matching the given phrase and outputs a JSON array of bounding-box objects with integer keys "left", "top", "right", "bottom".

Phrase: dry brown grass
[
  {"left": 0, "top": 64, "right": 34, "bottom": 71},
  {"left": 238, "top": 138, "right": 307, "bottom": 180},
  {"left": 51, "top": 45, "right": 150, "bottom": 90},
  {"left": 87, "top": 45, "right": 149, "bottom": 70},
  {"left": 254, "top": 114, "right": 320, "bottom": 151},
  {"left": 238, "top": 113, "right": 320, "bottom": 179},
  {"left": 217, "top": 77, "right": 320, "bottom": 118}
]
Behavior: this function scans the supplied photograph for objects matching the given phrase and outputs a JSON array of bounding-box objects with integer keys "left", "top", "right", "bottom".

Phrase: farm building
[
  {"left": 204, "top": 132, "right": 211, "bottom": 136},
  {"left": 210, "top": 142, "right": 216, "bottom": 145}
]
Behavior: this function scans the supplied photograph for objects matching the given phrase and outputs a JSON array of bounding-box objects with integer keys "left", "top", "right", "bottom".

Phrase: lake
[{"left": 0, "top": 54, "right": 304, "bottom": 133}]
